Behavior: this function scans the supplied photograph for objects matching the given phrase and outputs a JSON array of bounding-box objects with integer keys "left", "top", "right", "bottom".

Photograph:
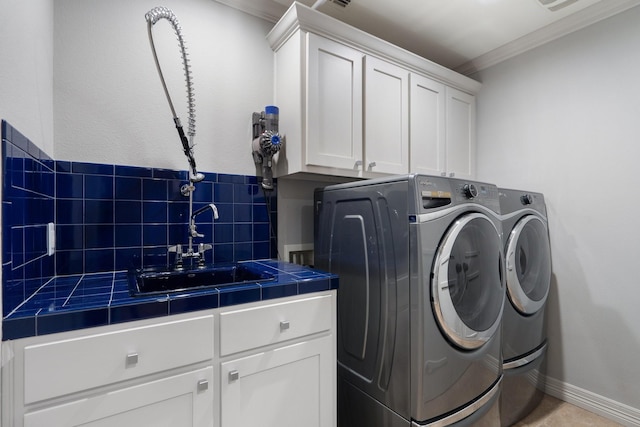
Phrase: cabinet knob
[
  {"left": 354, "top": 160, "right": 363, "bottom": 169},
  {"left": 449, "top": 172, "right": 455, "bottom": 177},
  {"left": 280, "top": 320, "right": 290, "bottom": 331},
  {"left": 229, "top": 370, "right": 239, "bottom": 382},
  {"left": 368, "top": 161, "right": 376, "bottom": 169},
  {"left": 197, "top": 379, "right": 209, "bottom": 392},
  {"left": 126, "top": 353, "right": 139, "bottom": 366}
]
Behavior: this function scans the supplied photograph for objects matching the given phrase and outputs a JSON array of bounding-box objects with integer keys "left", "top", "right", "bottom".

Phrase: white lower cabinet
[
  {"left": 219, "top": 293, "right": 336, "bottom": 427},
  {"left": 2, "top": 291, "right": 337, "bottom": 427},
  {"left": 23, "top": 315, "right": 215, "bottom": 405},
  {"left": 221, "top": 337, "right": 333, "bottom": 427},
  {"left": 5, "top": 314, "right": 215, "bottom": 427},
  {"left": 24, "top": 367, "right": 214, "bottom": 427}
]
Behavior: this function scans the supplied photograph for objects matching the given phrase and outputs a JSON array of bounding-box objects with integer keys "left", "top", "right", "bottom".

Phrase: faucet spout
[
  {"left": 190, "top": 203, "right": 219, "bottom": 238},
  {"left": 192, "top": 203, "right": 219, "bottom": 221}
]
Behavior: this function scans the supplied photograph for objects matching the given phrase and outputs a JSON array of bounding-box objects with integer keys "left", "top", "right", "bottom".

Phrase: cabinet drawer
[
  {"left": 24, "top": 315, "right": 214, "bottom": 404},
  {"left": 220, "top": 294, "right": 332, "bottom": 356}
]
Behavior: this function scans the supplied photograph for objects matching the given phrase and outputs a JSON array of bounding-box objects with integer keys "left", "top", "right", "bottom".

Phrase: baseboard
[{"left": 545, "top": 376, "right": 640, "bottom": 426}]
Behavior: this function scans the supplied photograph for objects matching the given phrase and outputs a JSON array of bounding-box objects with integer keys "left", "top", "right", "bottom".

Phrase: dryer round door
[
  {"left": 432, "top": 212, "right": 505, "bottom": 350},
  {"left": 506, "top": 215, "right": 551, "bottom": 315}
]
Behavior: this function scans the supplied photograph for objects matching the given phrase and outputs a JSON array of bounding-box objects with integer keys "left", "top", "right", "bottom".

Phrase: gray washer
[
  {"left": 315, "top": 174, "right": 505, "bottom": 426},
  {"left": 498, "top": 188, "right": 552, "bottom": 426}
]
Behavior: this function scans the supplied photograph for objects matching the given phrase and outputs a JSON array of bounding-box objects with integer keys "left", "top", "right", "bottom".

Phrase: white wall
[
  {"left": 474, "top": 5, "right": 640, "bottom": 411},
  {"left": 0, "top": 0, "right": 55, "bottom": 346},
  {"left": 0, "top": 0, "right": 55, "bottom": 155},
  {"left": 53, "top": 0, "right": 274, "bottom": 175}
]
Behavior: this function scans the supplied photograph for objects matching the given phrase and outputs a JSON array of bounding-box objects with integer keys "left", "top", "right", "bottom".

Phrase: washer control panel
[{"left": 414, "top": 175, "right": 500, "bottom": 214}]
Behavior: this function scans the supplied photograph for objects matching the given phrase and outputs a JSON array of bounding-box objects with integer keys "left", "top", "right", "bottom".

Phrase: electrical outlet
[{"left": 47, "top": 222, "right": 56, "bottom": 256}]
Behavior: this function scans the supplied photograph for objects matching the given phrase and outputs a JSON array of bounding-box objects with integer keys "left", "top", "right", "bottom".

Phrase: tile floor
[{"left": 515, "top": 394, "right": 622, "bottom": 426}]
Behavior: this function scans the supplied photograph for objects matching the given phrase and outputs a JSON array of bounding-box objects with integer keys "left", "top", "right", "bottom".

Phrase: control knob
[
  {"left": 521, "top": 194, "right": 533, "bottom": 205},
  {"left": 462, "top": 183, "right": 478, "bottom": 199}
]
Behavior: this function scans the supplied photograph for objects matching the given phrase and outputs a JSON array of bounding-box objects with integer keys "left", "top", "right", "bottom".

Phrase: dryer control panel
[{"left": 413, "top": 175, "right": 500, "bottom": 214}]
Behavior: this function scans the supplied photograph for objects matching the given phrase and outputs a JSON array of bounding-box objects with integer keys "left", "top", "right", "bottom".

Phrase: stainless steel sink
[{"left": 128, "top": 263, "right": 275, "bottom": 296}]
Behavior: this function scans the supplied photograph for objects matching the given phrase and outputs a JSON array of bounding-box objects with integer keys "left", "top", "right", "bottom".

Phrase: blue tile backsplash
[{"left": 2, "top": 119, "right": 280, "bottom": 321}]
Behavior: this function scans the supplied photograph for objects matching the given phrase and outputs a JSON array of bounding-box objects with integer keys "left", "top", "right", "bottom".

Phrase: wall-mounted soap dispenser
[{"left": 251, "top": 106, "right": 282, "bottom": 190}]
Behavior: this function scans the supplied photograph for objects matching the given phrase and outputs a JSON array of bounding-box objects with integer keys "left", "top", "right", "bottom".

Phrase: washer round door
[
  {"left": 432, "top": 212, "right": 505, "bottom": 350},
  {"left": 505, "top": 215, "right": 551, "bottom": 315}
]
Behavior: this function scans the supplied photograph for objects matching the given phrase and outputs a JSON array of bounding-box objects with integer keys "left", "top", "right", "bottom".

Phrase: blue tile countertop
[{"left": 2, "top": 260, "right": 338, "bottom": 340}]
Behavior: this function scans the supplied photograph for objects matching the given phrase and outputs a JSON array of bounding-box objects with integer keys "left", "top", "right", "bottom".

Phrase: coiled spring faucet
[{"left": 146, "top": 7, "right": 216, "bottom": 268}]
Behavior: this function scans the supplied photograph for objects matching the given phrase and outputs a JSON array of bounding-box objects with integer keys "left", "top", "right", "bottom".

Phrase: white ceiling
[{"left": 216, "top": 0, "right": 640, "bottom": 74}]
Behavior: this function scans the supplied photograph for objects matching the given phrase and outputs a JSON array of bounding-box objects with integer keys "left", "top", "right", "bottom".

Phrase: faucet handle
[
  {"left": 197, "top": 243, "right": 213, "bottom": 266},
  {"left": 198, "top": 243, "right": 213, "bottom": 254},
  {"left": 168, "top": 244, "right": 182, "bottom": 253},
  {"left": 170, "top": 244, "right": 184, "bottom": 268}
]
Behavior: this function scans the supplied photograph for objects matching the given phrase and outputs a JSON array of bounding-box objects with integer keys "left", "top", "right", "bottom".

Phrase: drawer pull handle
[
  {"left": 126, "top": 353, "right": 139, "bottom": 365},
  {"left": 197, "top": 379, "right": 209, "bottom": 392},
  {"left": 280, "top": 320, "right": 290, "bottom": 331},
  {"left": 229, "top": 370, "right": 239, "bottom": 382}
]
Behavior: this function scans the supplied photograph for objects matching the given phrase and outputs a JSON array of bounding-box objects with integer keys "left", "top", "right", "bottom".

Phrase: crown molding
[
  {"left": 455, "top": 0, "right": 640, "bottom": 75},
  {"left": 267, "top": 2, "right": 482, "bottom": 93},
  {"left": 214, "top": 0, "right": 286, "bottom": 22},
  {"left": 215, "top": 0, "right": 640, "bottom": 77}
]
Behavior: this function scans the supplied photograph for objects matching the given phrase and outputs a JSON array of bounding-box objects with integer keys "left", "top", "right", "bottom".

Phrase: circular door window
[
  {"left": 432, "top": 213, "right": 505, "bottom": 350},
  {"left": 506, "top": 215, "right": 551, "bottom": 315}
]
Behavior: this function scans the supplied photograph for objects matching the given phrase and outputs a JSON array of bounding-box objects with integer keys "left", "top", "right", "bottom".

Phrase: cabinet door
[
  {"left": 23, "top": 367, "right": 214, "bottom": 427},
  {"left": 364, "top": 56, "right": 409, "bottom": 175},
  {"left": 409, "top": 73, "right": 446, "bottom": 176},
  {"left": 221, "top": 337, "right": 334, "bottom": 427},
  {"left": 445, "top": 87, "right": 476, "bottom": 179},
  {"left": 306, "top": 34, "right": 363, "bottom": 171}
]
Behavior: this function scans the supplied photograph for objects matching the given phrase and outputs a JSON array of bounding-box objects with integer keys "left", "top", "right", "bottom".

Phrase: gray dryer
[
  {"left": 315, "top": 174, "right": 505, "bottom": 427},
  {"left": 498, "top": 188, "right": 552, "bottom": 426}
]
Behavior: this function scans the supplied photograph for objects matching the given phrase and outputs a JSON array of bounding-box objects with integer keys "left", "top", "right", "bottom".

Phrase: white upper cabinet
[
  {"left": 445, "top": 87, "right": 476, "bottom": 179},
  {"left": 306, "top": 34, "right": 363, "bottom": 171},
  {"left": 364, "top": 56, "right": 409, "bottom": 175},
  {"left": 409, "top": 73, "right": 446, "bottom": 176},
  {"left": 268, "top": 2, "right": 481, "bottom": 180},
  {"left": 409, "top": 75, "right": 477, "bottom": 179}
]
